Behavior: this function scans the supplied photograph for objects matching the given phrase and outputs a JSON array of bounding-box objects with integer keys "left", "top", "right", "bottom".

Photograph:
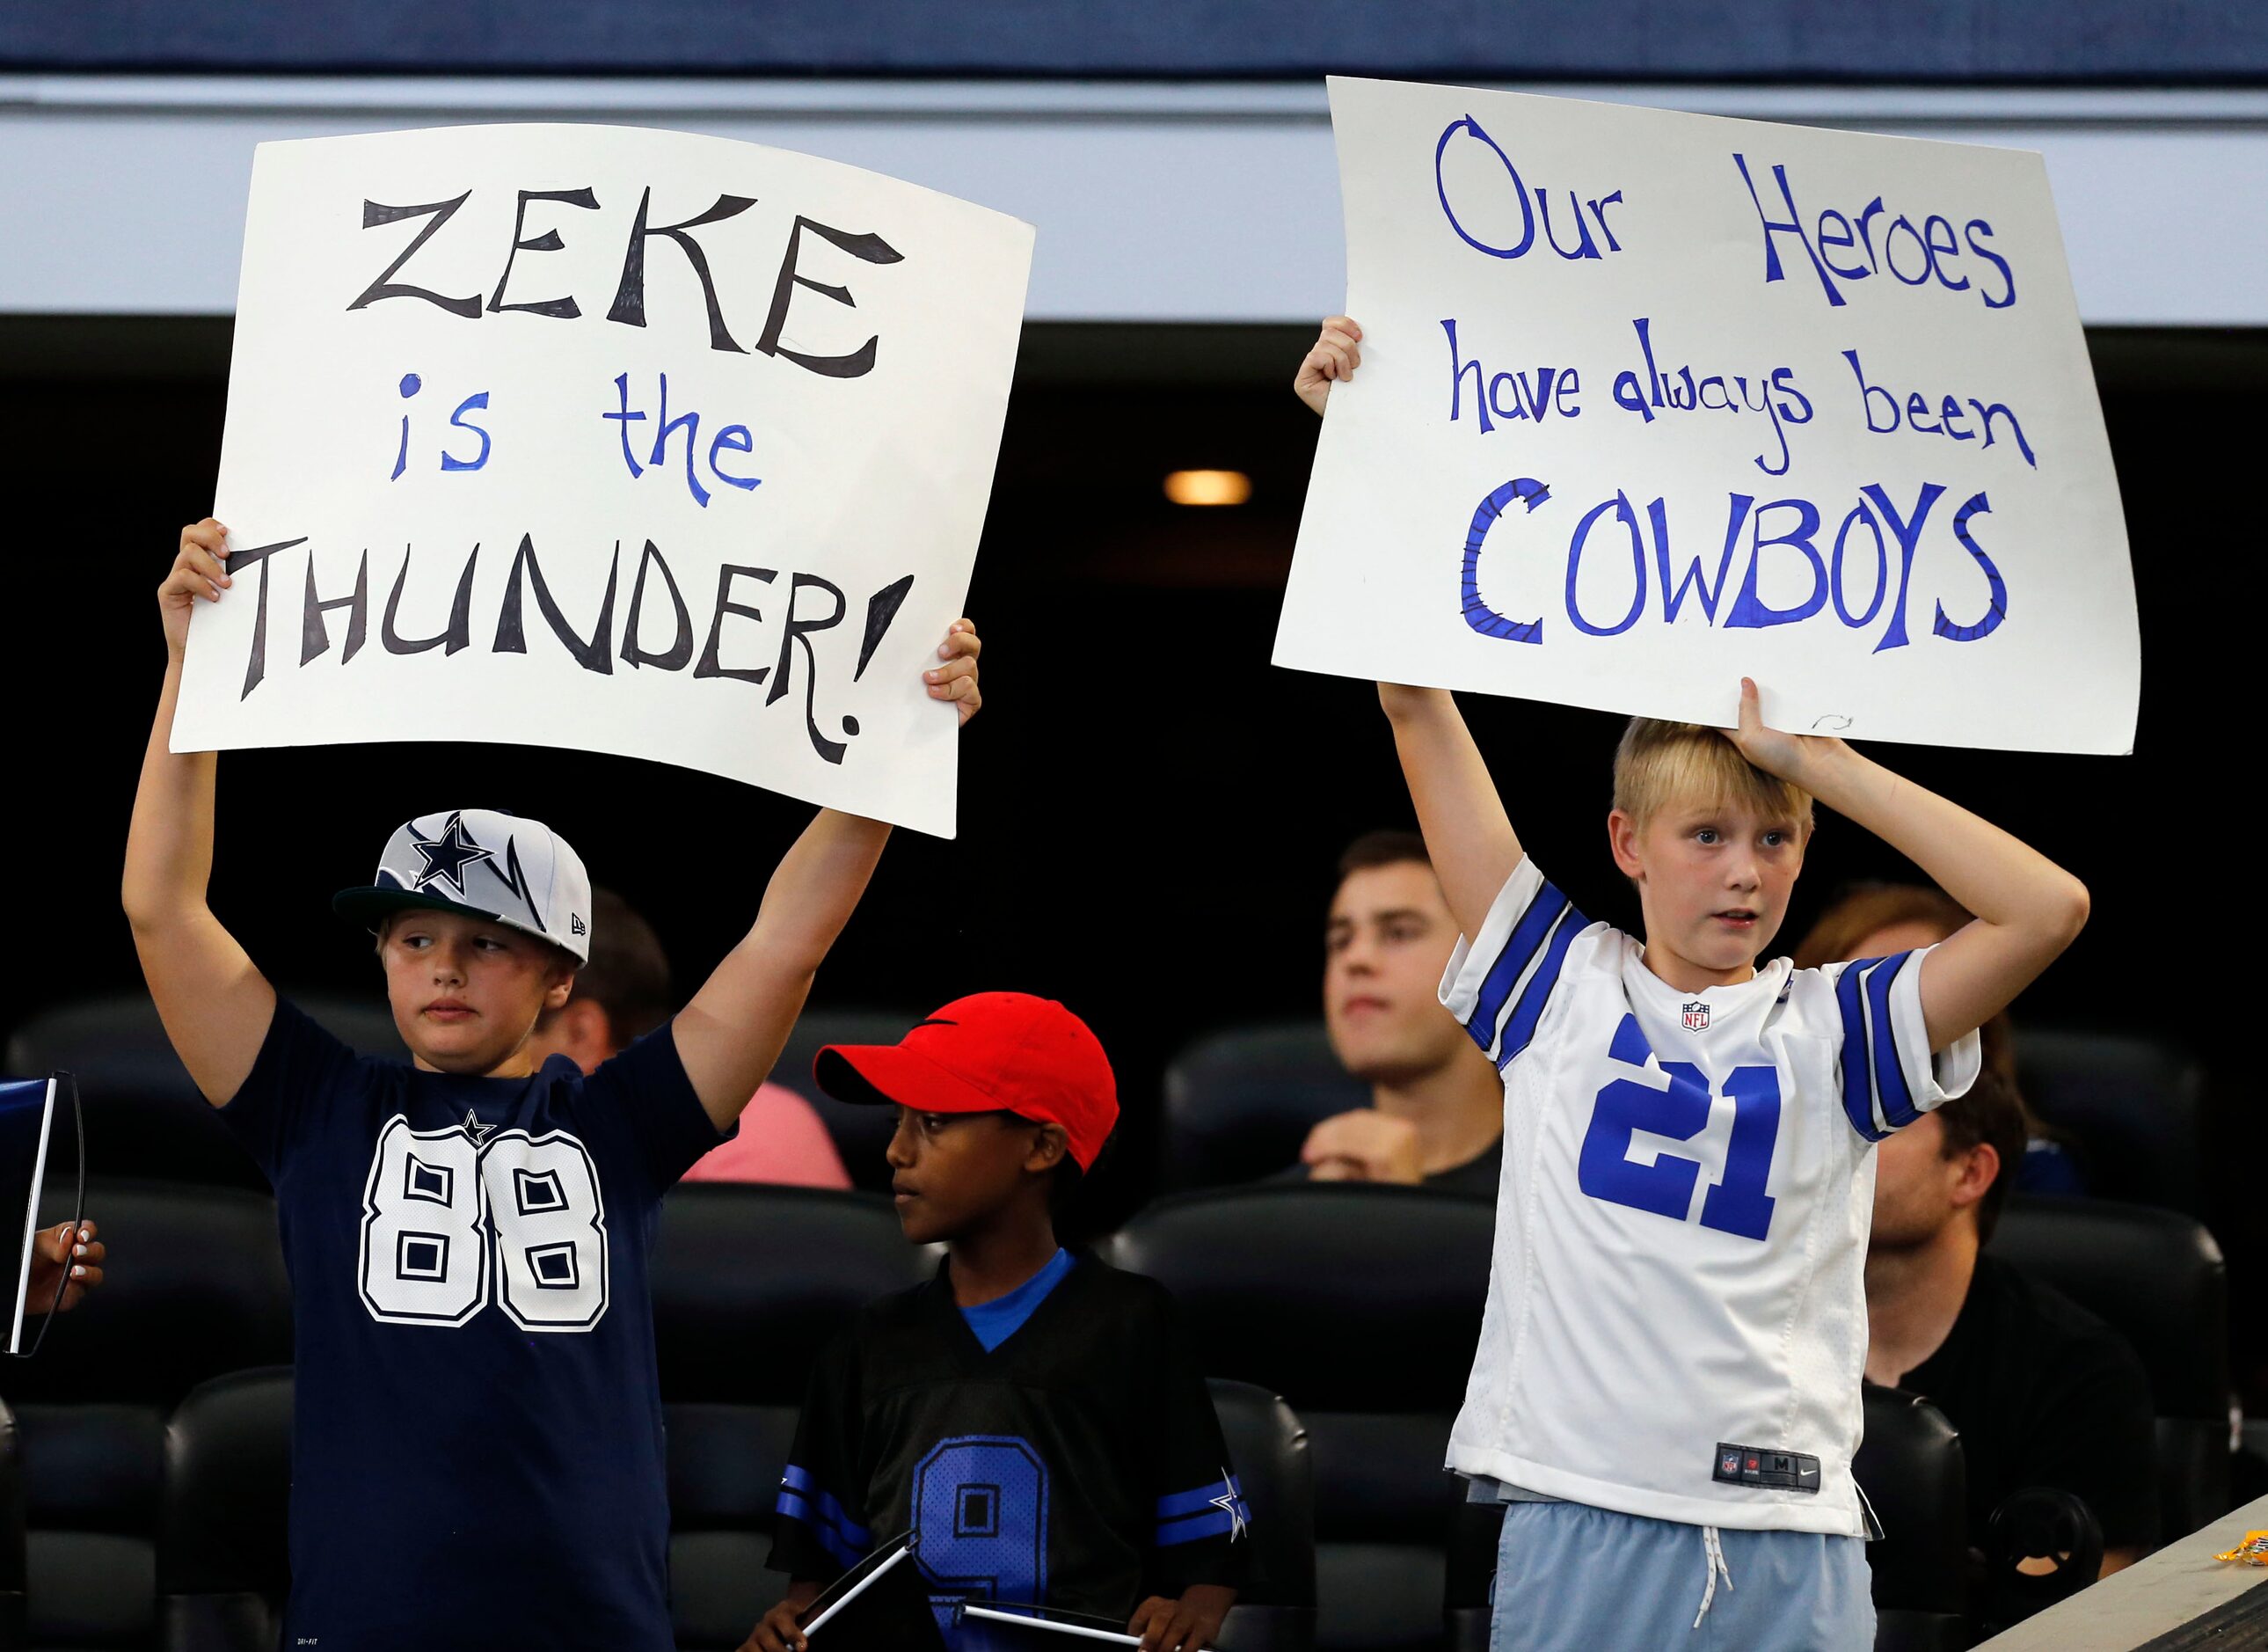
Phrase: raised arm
[
  {"left": 121, "top": 520, "right": 277, "bottom": 1105},
  {"left": 672, "top": 621, "right": 981, "bottom": 1131},
  {"left": 1379, "top": 684, "right": 1526, "bottom": 943},
  {"left": 1293, "top": 316, "right": 1527, "bottom": 939},
  {"left": 1728, "top": 678, "right": 2088, "bottom": 1050}
]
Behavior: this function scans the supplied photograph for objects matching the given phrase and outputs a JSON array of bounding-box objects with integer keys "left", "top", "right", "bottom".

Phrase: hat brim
[
  {"left": 813, "top": 1043, "right": 1013, "bottom": 1117},
  {"left": 332, "top": 886, "right": 587, "bottom": 964}
]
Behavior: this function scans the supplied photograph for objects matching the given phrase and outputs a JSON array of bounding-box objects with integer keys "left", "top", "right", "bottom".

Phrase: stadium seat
[
  {"left": 650, "top": 1183, "right": 929, "bottom": 1404},
  {"left": 1439, "top": 1499, "right": 1501, "bottom": 1651},
  {"left": 1, "top": 1181, "right": 290, "bottom": 1652},
  {"left": 159, "top": 1368, "right": 292, "bottom": 1652},
  {"left": 651, "top": 1183, "right": 930, "bottom": 1648},
  {"left": 1158, "top": 1024, "right": 1367, "bottom": 1194},
  {"left": 1207, "top": 1379, "right": 1316, "bottom": 1652},
  {"left": 4, "top": 991, "right": 408, "bottom": 1191},
  {"left": 762, "top": 1008, "right": 925, "bottom": 1195},
  {"left": 2014, "top": 1029, "right": 2206, "bottom": 1216},
  {"left": 1856, "top": 1385, "right": 1972, "bottom": 1652},
  {"left": 667, "top": 1401, "right": 803, "bottom": 1650},
  {"left": 1, "top": 1398, "right": 25, "bottom": 1649},
  {"left": 1100, "top": 1185, "right": 1493, "bottom": 1652},
  {"left": 1988, "top": 1196, "right": 2230, "bottom": 1539}
]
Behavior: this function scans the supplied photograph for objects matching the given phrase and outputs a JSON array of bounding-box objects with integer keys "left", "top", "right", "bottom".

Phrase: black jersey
[{"left": 770, "top": 1254, "right": 1250, "bottom": 1638}]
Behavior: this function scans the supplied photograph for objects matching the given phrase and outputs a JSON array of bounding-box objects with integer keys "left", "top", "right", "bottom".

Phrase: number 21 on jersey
[
  {"left": 1577, "top": 1013, "right": 1782, "bottom": 1241},
  {"left": 357, "top": 1115, "right": 610, "bottom": 1331}
]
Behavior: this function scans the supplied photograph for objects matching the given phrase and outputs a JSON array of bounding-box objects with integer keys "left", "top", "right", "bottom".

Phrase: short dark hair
[
  {"left": 543, "top": 887, "right": 672, "bottom": 1046},
  {"left": 1337, "top": 830, "right": 1431, "bottom": 883},
  {"left": 1934, "top": 1064, "right": 2029, "bottom": 1244},
  {"left": 991, "top": 1111, "right": 1107, "bottom": 1238}
]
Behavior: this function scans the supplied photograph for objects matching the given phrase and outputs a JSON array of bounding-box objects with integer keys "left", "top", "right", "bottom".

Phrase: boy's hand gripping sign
[
  {"left": 174, "top": 124, "right": 1034, "bottom": 836},
  {"left": 1277, "top": 77, "right": 2140, "bottom": 754}
]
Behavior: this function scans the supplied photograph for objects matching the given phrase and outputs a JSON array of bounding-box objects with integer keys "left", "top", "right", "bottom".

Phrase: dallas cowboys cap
[{"left": 332, "top": 808, "right": 594, "bottom": 963}]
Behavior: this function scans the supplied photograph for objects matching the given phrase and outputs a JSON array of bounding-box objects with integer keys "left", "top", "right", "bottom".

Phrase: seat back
[
  {"left": 667, "top": 1400, "right": 802, "bottom": 1650},
  {"left": 1207, "top": 1379, "right": 1315, "bottom": 1652},
  {"left": 1856, "top": 1385, "right": 1971, "bottom": 1652},
  {"left": 762, "top": 1009, "right": 926, "bottom": 1195},
  {"left": 0, "top": 1397, "right": 25, "bottom": 1650},
  {"left": 159, "top": 1369, "right": 293, "bottom": 1652},
  {"left": 1, "top": 1181, "right": 290, "bottom": 1652},
  {"left": 5, "top": 992, "right": 407, "bottom": 1190},
  {"left": 651, "top": 1184, "right": 927, "bottom": 1403},
  {"left": 1159, "top": 1025, "right": 1366, "bottom": 1195},
  {"left": 1102, "top": 1186, "right": 1493, "bottom": 1652},
  {"left": 652, "top": 1184, "right": 928, "bottom": 1648},
  {"left": 1988, "top": 1196, "right": 2229, "bottom": 1536},
  {"left": 2014, "top": 1030, "right": 2205, "bottom": 1216}
]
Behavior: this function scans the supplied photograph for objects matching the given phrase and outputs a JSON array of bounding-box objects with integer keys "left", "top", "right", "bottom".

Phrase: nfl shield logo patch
[{"left": 1682, "top": 1001, "right": 1710, "bottom": 1032}]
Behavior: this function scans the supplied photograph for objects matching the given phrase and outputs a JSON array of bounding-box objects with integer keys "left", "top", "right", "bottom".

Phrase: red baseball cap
[{"left": 813, "top": 992, "right": 1119, "bottom": 1172}]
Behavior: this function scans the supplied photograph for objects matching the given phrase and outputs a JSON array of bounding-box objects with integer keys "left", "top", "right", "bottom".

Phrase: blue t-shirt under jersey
[
  {"left": 959, "top": 1247, "right": 1076, "bottom": 1352},
  {"left": 221, "top": 998, "right": 726, "bottom": 1652}
]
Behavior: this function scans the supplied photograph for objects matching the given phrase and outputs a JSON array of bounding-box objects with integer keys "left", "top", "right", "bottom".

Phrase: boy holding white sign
[
  {"left": 1297, "top": 323, "right": 2089, "bottom": 1648},
  {"left": 121, "top": 516, "right": 981, "bottom": 1652}
]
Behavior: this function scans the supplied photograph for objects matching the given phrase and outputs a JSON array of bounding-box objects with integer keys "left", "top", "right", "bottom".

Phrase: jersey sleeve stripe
[
  {"left": 1156, "top": 1475, "right": 1242, "bottom": 1519},
  {"left": 777, "top": 1465, "right": 873, "bottom": 1554},
  {"left": 1865, "top": 951, "right": 1922, "bottom": 1129},
  {"left": 1494, "top": 901, "right": 1585, "bottom": 1070},
  {"left": 1464, "top": 883, "right": 1572, "bottom": 1054},
  {"left": 774, "top": 1490, "right": 864, "bottom": 1568},
  {"left": 1836, "top": 957, "right": 1890, "bottom": 1143},
  {"left": 1154, "top": 1504, "right": 1249, "bottom": 1546}
]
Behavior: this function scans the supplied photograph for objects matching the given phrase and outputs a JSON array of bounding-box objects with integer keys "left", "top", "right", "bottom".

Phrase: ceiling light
[{"left": 1163, "top": 469, "right": 1252, "bottom": 507}]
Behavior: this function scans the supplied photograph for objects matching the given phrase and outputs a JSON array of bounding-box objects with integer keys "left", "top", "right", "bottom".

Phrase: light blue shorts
[{"left": 1487, "top": 1500, "right": 1876, "bottom": 1652}]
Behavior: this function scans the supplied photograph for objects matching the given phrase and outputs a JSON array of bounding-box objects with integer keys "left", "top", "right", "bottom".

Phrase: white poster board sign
[
  {"left": 175, "top": 124, "right": 1035, "bottom": 836},
  {"left": 1277, "top": 77, "right": 2139, "bottom": 754}
]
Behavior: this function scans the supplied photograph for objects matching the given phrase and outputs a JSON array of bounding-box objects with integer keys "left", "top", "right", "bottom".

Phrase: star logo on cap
[{"left": 410, "top": 812, "right": 496, "bottom": 897}]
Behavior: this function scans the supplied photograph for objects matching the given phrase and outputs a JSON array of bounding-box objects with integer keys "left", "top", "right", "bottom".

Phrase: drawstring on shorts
[{"left": 1693, "top": 1525, "right": 1734, "bottom": 1628}]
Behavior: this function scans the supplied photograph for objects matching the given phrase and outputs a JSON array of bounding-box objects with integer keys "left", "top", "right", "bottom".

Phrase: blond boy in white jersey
[{"left": 1295, "top": 320, "right": 2090, "bottom": 1648}]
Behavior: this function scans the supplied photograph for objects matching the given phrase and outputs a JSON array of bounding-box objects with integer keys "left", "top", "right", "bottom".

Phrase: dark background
[{"left": 1, "top": 315, "right": 2255, "bottom": 1393}]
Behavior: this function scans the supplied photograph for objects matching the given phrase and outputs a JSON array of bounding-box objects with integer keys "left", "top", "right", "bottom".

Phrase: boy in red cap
[{"left": 746, "top": 993, "right": 1248, "bottom": 1652}]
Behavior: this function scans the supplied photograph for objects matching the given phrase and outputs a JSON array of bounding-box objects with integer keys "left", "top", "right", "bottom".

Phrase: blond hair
[{"left": 1611, "top": 719, "right": 1814, "bottom": 834}]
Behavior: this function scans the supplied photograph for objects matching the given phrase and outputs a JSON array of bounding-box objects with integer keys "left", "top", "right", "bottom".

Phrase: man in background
[
  {"left": 523, "top": 888, "right": 850, "bottom": 1188},
  {"left": 1864, "top": 1064, "right": 2156, "bottom": 1575},
  {"left": 1287, "top": 831, "right": 1503, "bottom": 1195}
]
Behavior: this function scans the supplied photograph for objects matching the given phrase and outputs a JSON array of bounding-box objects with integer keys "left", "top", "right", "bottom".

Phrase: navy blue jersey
[
  {"left": 769, "top": 1255, "right": 1249, "bottom": 1643},
  {"left": 222, "top": 998, "right": 726, "bottom": 1652}
]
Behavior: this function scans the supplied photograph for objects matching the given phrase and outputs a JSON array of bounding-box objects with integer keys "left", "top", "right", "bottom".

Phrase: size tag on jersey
[{"left": 1711, "top": 1443, "right": 1822, "bottom": 1494}]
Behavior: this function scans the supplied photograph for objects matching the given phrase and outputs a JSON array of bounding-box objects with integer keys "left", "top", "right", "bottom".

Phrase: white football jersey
[{"left": 1441, "top": 858, "right": 1979, "bottom": 1536}]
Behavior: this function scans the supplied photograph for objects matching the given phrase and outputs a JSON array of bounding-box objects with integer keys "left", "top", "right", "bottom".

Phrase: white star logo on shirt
[
  {"left": 463, "top": 1109, "right": 496, "bottom": 1144},
  {"left": 1209, "top": 1471, "right": 1247, "bottom": 1543}
]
